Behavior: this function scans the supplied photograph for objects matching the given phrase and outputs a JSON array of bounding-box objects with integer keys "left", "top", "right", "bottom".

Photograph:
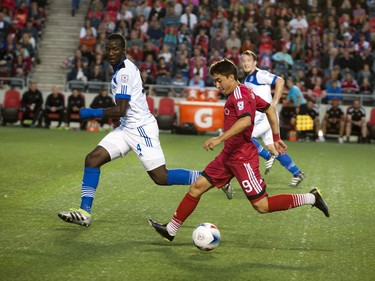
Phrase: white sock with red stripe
[
  {"left": 167, "top": 218, "right": 182, "bottom": 236},
  {"left": 166, "top": 193, "right": 200, "bottom": 235}
]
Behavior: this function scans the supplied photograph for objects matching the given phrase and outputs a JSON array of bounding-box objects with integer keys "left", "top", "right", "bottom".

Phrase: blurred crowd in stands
[
  {"left": 60, "top": 0, "right": 375, "bottom": 105},
  {"left": 1, "top": 0, "right": 375, "bottom": 141},
  {"left": 0, "top": 0, "right": 48, "bottom": 85}
]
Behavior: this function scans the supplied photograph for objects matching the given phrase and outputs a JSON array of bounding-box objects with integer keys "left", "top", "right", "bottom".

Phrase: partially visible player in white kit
[
  {"left": 58, "top": 33, "right": 232, "bottom": 227},
  {"left": 241, "top": 50, "right": 305, "bottom": 187}
]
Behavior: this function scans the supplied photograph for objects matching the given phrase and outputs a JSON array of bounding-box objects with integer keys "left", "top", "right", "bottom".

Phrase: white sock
[
  {"left": 292, "top": 193, "right": 315, "bottom": 206},
  {"left": 166, "top": 218, "right": 181, "bottom": 236}
]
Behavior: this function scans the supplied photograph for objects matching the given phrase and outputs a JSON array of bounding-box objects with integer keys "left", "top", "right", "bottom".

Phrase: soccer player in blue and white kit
[
  {"left": 58, "top": 34, "right": 232, "bottom": 227},
  {"left": 240, "top": 50, "right": 305, "bottom": 187}
]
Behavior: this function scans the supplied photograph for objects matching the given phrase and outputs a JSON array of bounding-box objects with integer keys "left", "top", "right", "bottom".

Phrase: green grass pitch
[{"left": 0, "top": 127, "right": 374, "bottom": 281}]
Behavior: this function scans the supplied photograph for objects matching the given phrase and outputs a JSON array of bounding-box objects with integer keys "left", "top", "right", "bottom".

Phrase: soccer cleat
[
  {"left": 338, "top": 137, "right": 343, "bottom": 144},
  {"left": 310, "top": 188, "right": 330, "bottom": 217},
  {"left": 148, "top": 218, "right": 175, "bottom": 242},
  {"left": 221, "top": 182, "right": 233, "bottom": 200},
  {"left": 58, "top": 208, "right": 92, "bottom": 227},
  {"left": 290, "top": 172, "right": 305, "bottom": 187},
  {"left": 265, "top": 154, "right": 277, "bottom": 175}
]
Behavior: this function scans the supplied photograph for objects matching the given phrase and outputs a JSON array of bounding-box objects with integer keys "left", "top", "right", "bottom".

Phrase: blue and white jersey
[
  {"left": 244, "top": 67, "right": 278, "bottom": 125},
  {"left": 111, "top": 59, "right": 155, "bottom": 128}
]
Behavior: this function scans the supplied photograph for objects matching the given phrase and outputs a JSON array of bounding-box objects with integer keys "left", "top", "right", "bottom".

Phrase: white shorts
[
  {"left": 252, "top": 117, "right": 273, "bottom": 145},
  {"left": 98, "top": 121, "right": 165, "bottom": 171},
  {"left": 252, "top": 113, "right": 274, "bottom": 146}
]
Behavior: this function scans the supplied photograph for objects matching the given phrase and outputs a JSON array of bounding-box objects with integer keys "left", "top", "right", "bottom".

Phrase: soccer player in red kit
[{"left": 149, "top": 59, "right": 329, "bottom": 242}]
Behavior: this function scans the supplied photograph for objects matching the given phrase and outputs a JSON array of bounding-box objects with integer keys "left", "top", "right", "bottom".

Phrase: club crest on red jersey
[{"left": 237, "top": 101, "right": 244, "bottom": 110}]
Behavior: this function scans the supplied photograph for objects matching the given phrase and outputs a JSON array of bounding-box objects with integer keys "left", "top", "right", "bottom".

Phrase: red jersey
[
  {"left": 223, "top": 84, "right": 270, "bottom": 159},
  {"left": 203, "top": 84, "right": 270, "bottom": 202}
]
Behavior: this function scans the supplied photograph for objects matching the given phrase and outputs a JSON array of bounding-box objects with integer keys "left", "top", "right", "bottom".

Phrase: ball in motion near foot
[{"left": 192, "top": 223, "right": 221, "bottom": 251}]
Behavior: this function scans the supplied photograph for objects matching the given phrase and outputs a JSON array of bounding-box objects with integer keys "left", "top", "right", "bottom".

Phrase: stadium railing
[
  {"left": 0, "top": 77, "right": 367, "bottom": 107},
  {"left": 0, "top": 77, "right": 26, "bottom": 89},
  {"left": 313, "top": 92, "right": 375, "bottom": 107},
  {"left": 61, "top": 79, "right": 375, "bottom": 107},
  {"left": 65, "top": 80, "right": 111, "bottom": 93}
]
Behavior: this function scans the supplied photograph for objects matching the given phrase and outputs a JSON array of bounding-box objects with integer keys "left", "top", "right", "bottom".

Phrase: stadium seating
[
  {"left": 367, "top": 108, "right": 375, "bottom": 140},
  {"left": 67, "top": 80, "right": 86, "bottom": 92},
  {"left": 156, "top": 97, "right": 176, "bottom": 131},
  {"left": 154, "top": 76, "right": 172, "bottom": 97},
  {"left": 67, "top": 112, "right": 82, "bottom": 127},
  {"left": 87, "top": 81, "right": 107, "bottom": 94},
  {"left": 45, "top": 93, "right": 66, "bottom": 126},
  {"left": 10, "top": 78, "right": 26, "bottom": 89},
  {"left": 146, "top": 96, "right": 155, "bottom": 116},
  {"left": 1, "top": 89, "right": 21, "bottom": 125},
  {"left": 67, "top": 93, "right": 86, "bottom": 129}
]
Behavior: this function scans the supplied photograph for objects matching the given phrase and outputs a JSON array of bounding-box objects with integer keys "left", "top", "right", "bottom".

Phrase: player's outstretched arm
[
  {"left": 271, "top": 77, "right": 285, "bottom": 107},
  {"left": 80, "top": 99, "right": 129, "bottom": 119},
  {"left": 204, "top": 116, "right": 251, "bottom": 151},
  {"left": 265, "top": 104, "right": 287, "bottom": 154},
  {"left": 265, "top": 104, "right": 280, "bottom": 134}
]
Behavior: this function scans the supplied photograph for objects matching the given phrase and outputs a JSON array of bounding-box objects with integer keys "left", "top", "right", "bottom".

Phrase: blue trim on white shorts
[{"left": 137, "top": 126, "right": 152, "bottom": 147}]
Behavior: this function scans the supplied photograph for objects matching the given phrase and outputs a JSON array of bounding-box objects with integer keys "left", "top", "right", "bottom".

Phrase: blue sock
[
  {"left": 252, "top": 138, "right": 271, "bottom": 160},
  {"left": 80, "top": 167, "right": 100, "bottom": 214},
  {"left": 276, "top": 154, "right": 301, "bottom": 176},
  {"left": 167, "top": 169, "right": 201, "bottom": 185}
]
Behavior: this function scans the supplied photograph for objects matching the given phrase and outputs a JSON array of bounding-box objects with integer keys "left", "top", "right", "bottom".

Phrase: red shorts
[{"left": 203, "top": 152, "right": 267, "bottom": 202}]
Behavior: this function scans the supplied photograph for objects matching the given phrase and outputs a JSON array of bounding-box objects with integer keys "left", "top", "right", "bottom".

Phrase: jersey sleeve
[
  {"left": 255, "top": 94, "right": 270, "bottom": 113},
  {"left": 232, "top": 86, "right": 254, "bottom": 119},
  {"left": 257, "top": 69, "right": 278, "bottom": 86},
  {"left": 115, "top": 67, "right": 133, "bottom": 100}
]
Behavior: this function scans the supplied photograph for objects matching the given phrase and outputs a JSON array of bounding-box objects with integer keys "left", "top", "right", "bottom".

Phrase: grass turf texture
[{"left": 0, "top": 126, "right": 374, "bottom": 281}]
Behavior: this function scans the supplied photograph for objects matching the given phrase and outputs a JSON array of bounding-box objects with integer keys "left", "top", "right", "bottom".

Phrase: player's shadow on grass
[
  {"left": 142, "top": 244, "right": 319, "bottom": 279},
  {"left": 52, "top": 229, "right": 155, "bottom": 259}
]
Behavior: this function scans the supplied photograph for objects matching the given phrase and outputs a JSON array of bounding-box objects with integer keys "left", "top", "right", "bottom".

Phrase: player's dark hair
[
  {"left": 241, "top": 50, "right": 258, "bottom": 62},
  {"left": 106, "top": 33, "right": 127, "bottom": 50},
  {"left": 209, "top": 59, "right": 238, "bottom": 80}
]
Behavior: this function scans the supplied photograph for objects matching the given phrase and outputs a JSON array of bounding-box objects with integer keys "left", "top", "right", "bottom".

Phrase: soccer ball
[{"left": 192, "top": 223, "right": 221, "bottom": 251}]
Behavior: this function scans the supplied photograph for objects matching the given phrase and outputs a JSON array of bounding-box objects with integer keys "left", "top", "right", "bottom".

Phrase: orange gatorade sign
[{"left": 178, "top": 101, "right": 224, "bottom": 132}]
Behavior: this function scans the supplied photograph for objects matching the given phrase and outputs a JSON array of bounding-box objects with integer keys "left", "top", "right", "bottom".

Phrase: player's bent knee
[
  {"left": 251, "top": 198, "right": 270, "bottom": 214},
  {"left": 150, "top": 175, "right": 168, "bottom": 185},
  {"left": 188, "top": 181, "right": 212, "bottom": 197},
  {"left": 85, "top": 153, "right": 98, "bottom": 167},
  {"left": 148, "top": 172, "right": 167, "bottom": 185},
  {"left": 147, "top": 166, "right": 168, "bottom": 185},
  {"left": 253, "top": 205, "right": 269, "bottom": 214},
  {"left": 85, "top": 147, "right": 110, "bottom": 168}
]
